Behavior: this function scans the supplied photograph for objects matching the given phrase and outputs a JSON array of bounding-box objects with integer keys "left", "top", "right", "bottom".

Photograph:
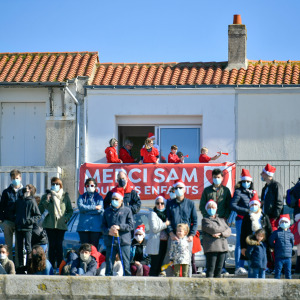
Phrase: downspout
[{"left": 65, "top": 86, "right": 80, "bottom": 199}]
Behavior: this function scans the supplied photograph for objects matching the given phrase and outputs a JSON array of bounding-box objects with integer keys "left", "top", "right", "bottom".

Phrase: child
[
  {"left": 169, "top": 223, "right": 190, "bottom": 277},
  {"left": 0, "top": 244, "right": 15, "bottom": 274},
  {"left": 199, "top": 147, "right": 222, "bottom": 163},
  {"left": 15, "top": 184, "right": 41, "bottom": 267},
  {"left": 201, "top": 200, "right": 231, "bottom": 278},
  {"left": 130, "top": 224, "right": 150, "bottom": 276},
  {"left": 168, "top": 145, "right": 183, "bottom": 163},
  {"left": 246, "top": 229, "right": 267, "bottom": 278},
  {"left": 70, "top": 243, "right": 97, "bottom": 276},
  {"left": 99, "top": 253, "right": 123, "bottom": 276},
  {"left": 269, "top": 214, "right": 294, "bottom": 279}
]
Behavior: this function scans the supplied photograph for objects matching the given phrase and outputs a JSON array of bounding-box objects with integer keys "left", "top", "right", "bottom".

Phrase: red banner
[{"left": 79, "top": 162, "right": 236, "bottom": 200}]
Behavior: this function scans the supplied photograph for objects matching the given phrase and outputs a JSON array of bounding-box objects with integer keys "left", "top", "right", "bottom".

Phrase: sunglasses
[
  {"left": 52, "top": 183, "right": 60, "bottom": 186},
  {"left": 175, "top": 187, "right": 184, "bottom": 190},
  {"left": 156, "top": 202, "right": 165, "bottom": 205},
  {"left": 86, "top": 185, "right": 95, "bottom": 188}
]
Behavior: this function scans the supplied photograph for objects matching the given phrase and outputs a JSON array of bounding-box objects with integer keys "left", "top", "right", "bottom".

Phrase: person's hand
[
  {"left": 95, "top": 205, "right": 102, "bottom": 210},
  {"left": 134, "top": 261, "right": 141, "bottom": 266},
  {"left": 139, "top": 160, "right": 143, "bottom": 165},
  {"left": 112, "top": 225, "right": 120, "bottom": 230},
  {"left": 241, "top": 248, "right": 246, "bottom": 256},
  {"left": 109, "top": 227, "right": 118, "bottom": 236},
  {"left": 155, "top": 160, "right": 159, "bottom": 165},
  {"left": 120, "top": 160, "right": 123, "bottom": 163},
  {"left": 46, "top": 193, "right": 51, "bottom": 201},
  {"left": 170, "top": 232, "right": 179, "bottom": 241},
  {"left": 75, "top": 274, "right": 79, "bottom": 276},
  {"left": 212, "top": 233, "right": 221, "bottom": 238},
  {"left": 219, "top": 151, "right": 222, "bottom": 156},
  {"left": 187, "top": 236, "right": 193, "bottom": 242},
  {"left": 165, "top": 220, "right": 170, "bottom": 226}
]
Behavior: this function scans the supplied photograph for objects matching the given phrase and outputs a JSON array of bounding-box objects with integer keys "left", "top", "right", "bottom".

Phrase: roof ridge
[{"left": 0, "top": 51, "right": 98, "bottom": 55}]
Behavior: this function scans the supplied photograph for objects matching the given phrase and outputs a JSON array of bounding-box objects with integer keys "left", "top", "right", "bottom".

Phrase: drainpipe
[{"left": 65, "top": 86, "right": 80, "bottom": 199}]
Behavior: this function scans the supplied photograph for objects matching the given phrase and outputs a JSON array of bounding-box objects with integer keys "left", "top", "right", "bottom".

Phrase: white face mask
[
  {"left": 80, "top": 253, "right": 90, "bottom": 261},
  {"left": 135, "top": 235, "right": 144, "bottom": 242},
  {"left": 86, "top": 186, "right": 95, "bottom": 193},
  {"left": 0, "top": 254, "right": 7, "bottom": 260},
  {"left": 175, "top": 188, "right": 184, "bottom": 197}
]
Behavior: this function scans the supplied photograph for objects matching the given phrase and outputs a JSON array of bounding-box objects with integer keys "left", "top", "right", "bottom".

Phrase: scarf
[
  {"left": 51, "top": 189, "right": 63, "bottom": 219},
  {"left": 250, "top": 208, "right": 262, "bottom": 233},
  {"left": 0, "top": 257, "right": 9, "bottom": 268},
  {"left": 154, "top": 207, "right": 167, "bottom": 222},
  {"left": 80, "top": 256, "right": 92, "bottom": 273}
]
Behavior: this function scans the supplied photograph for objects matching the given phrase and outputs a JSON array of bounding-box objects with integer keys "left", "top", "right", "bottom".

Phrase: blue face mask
[
  {"left": 207, "top": 208, "right": 216, "bottom": 216},
  {"left": 261, "top": 176, "right": 265, "bottom": 182},
  {"left": 242, "top": 182, "right": 251, "bottom": 189},
  {"left": 213, "top": 178, "right": 222, "bottom": 185},
  {"left": 51, "top": 184, "right": 60, "bottom": 192},
  {"left": 158, "top": 207, "right": 166, "bottom": 212},
  {"left": 280, "top": 222, "right": 289, "bottom": 230},
  {"left": 250, "top": 205, "right": 259, "bottom": 213},
  {"left": 12, "top": 179, "right": 21, "bottom": 187},
  {"left": 111, "top": 200, "right": 119, "bottom": 208},
  {"left": 169, "top": 192, "right": 176, "bottom": 200}
]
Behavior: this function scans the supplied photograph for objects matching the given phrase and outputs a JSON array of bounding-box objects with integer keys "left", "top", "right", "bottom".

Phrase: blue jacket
[
  {"left": 269, "top": 228, "right": 294, "bottom": 259},
  {"left": 34, "top": 260, "right": 54, "bottom": 275},
  {"left": 101, "top": 205, "right": 134, "bottom": 246},
  {"left": 245, "top": 235, "right": 267, "bottom": 269},
  {"left": 166, "top": 198, "right": 198, "bottom": 236},
  {"left": 77, "top": 192, "right": 104, "bottom": 232},
  {"left": 70, "top": 255, "right": 97, "bottom": 276},
  {"left": 231, "top": 186, "right": 254, "bottom": 218}
]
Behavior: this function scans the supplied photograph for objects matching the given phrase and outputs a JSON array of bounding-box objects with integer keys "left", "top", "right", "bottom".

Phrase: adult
[
  {"left": 139, "top": 138, "right": 159, "bottom": 164},
  {"left": 77, "top": 178, "right": 104, "bottom": 248},
  {"left": 104, "top": 170, "right": 141, "bottom": 215},
  {"left": 39, "top": 177, "right": 73, "bottom": 270},
  {"left": 0, "top": 169, "right": 22, "bottom": 266},
  {"left": 0, "top": 244, "right": 15, "bottom": 274},
  {"left": 146, "top": 194, "right": 170, "bottom": 276},
  {"left": 202, "top": 200, "right": 231, "bottom": 278},
  {"left": 119, "top": 139, "right": 136, "bottom": 163},
  {"left": 105, "top": 138, "right": 122, "bottom": 163},
  {"left": 230, "top": 168, "right": 254, "bottom": 275},
  {"left": 166, "top": 179, "right": 197, "bottom": 276},
  {"left": 28, "top": 245, "right": 53, "bottom": 275},
  {"left": 102, "top": 188, "right": 134, "bottom": 276},
  {"left": 261, "top": 164, "right": 283, "bottom": 231},
  {"left": 240, "top": 191, "right": 272, "bottom": 277},
  {"left": 200, "top": 168, "right": 231, "bottom": 219}
]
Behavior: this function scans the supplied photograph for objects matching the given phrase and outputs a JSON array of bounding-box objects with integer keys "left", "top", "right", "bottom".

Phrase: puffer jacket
[
  {"left": 269, "top": 228, "right": 294, "bottom": 259},
  {"left": 261, "top": 180, "right": 284, "bottom": 219},
  {"left": 246, "top": 235, "right": 267, "bottom": 269},
  {"left": 231, "top": 186, "right": 254, "bottom": 219},
  {"left": 70, "top": 255, "right": 97, "bottom": 276},
  {"left": 201, "top": 215, "right": 231, "bottom": 253}
]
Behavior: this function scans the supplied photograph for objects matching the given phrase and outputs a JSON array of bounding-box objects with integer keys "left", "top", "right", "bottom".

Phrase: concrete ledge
[{"left": 0, "top": 275, "right": 299, "bottom": 299}]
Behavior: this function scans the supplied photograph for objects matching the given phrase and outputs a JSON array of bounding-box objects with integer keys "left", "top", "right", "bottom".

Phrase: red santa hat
[
  {"left": 173, "top": 179, "right": 185, "bottom": 188},
  {"left": 155, "top": 193, "right": 167, "bottom": 205},
  {"left": 134, "top": 224, "right": 145, "bottom": 237},
  {"left": 262, "top": 164, "right": 276, "bottom": 177},
  {"left": 205, "top": 199, "right": 218, "bottom": 211},
  {"left": 111, "top": 187, "right": 125, "bottom": 200},
  {"left": 148, "top": 132, "right": 155, "bottom": 140},
  {"left": 249, "top": 191, "right": 261, "bottom": 207},
  {"left": 240, "top": 168, "right": 252, "bottom": 181},
  {"left": 279, "top": 214, "right": 290, "bottom": 226}
]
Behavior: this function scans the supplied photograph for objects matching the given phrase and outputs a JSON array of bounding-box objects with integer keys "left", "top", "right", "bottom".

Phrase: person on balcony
[
  {"left": 168, "top": 145, "right": 184, "bottom": 163},
  {"left": 105, "top": 138, "right": 122, "bottom": 163},
  {"left": 139, "top": 138, "right": 159, "bottom": 164},
  {"left": 119, "top": 139, "right": 136, "bottom": 163},
  {"left": 199, "top": 147, "right": 222, "bottom": 163}
]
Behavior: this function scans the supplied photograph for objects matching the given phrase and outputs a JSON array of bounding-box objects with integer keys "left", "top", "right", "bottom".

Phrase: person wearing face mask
[
  {"left": 0, "top": 244, "right": 15, "bottom": 274},
  {"left": 200, "top": 168, "right": 231, "bottom": 220},
  {"left": 269, "top": 214, "right": 294, "bottom": 279},
  {"left": 39, "top": 177, "right": 73, "bottom": 271},
  {"left": 202, "top": 200, "right": 231, "bottom": 278},
  {"left": 0, "top": 169, "right": 23, "bottom": 267},
  {"left": 240, "top": 191, "right": 272, "bottom": 266},
  {"left": 230, "top": 168, "right": 254, "bottom": 276},
  {"left": 104, "top": 170, "right": 141, "bottom": 215},
  {"left": 130, "top": 225, "right": 151, "bottom": 276},
  {"left": 76, "top": 178, "right": 104, "bottom": 248},
  {"left": 70, "top": 243, "right": 97, "bottom": 276},
  {"left": 102, "top": 187, "right": 134, "bottom": 276},
  {"left": 168, "top": 187, "right": 176, "bottom": 201},
  {"left": 146, "top": 193, "right": 170, "bottom": 276}
]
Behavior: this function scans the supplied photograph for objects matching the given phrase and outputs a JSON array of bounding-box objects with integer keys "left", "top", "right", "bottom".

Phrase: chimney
[{"left": 227, "top": 14, "right": 248, "bottom": 70}]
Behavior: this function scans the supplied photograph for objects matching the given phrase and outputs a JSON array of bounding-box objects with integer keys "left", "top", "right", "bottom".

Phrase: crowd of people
[{"left": 0, "top": 162, "right": 299, "bottom": 279}]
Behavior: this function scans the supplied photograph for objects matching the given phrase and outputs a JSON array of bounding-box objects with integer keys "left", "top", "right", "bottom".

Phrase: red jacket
[
  {"left": 119, "top": 147, "right": 135, "bottom": 163},
  {"left": 105, "top": 147, "right": 121, "bottom": 163},
  {"left": 140, "top": 147, "right": 159, "bottom": 163},
  {"left": 199, "top": 154, "right": 211, "bottom": 163},
  {"left": 168, "top": 152, "right": 181, "bottom": 163},
  {"left": 91, "top": 245, "right": 106, "bottom": 268}
]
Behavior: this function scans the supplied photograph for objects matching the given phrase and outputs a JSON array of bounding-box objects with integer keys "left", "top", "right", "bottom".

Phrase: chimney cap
[{"left": 233, "top": 14, "right": 242, "bottom": 25}]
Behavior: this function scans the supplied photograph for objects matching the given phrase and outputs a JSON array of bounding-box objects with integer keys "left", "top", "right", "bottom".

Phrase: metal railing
[
  {"left": 0, "top": 166, "right": 62, "bottom": 196},
  {"left": 236, "top": 161, "right": 300, "bottom": 198}
]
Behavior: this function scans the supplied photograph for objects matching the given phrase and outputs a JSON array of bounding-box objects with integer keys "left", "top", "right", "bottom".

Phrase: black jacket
[
  {"left": 230, "top": 186, "right": 254, "bottom": 219},
  {"left": 101, "top": 205, "right": 134, "bottom": 246},
  {"left": 0, "top": 185, "right": 23, "bottom": 222},
  {"left": 261, "top": 180, "right": 283, "bottom": 219},
  {"left": 104, "top": 189, "right": 141, "bottom": 215},
  {"left": 15, "top": 195, "right": 41, "bottom": 231},
  {"left": 31, "top": 223, "right": 48, "bottom": 246},
  {"left": 130, "top": 239, "right": 151, "bottom": 265}
]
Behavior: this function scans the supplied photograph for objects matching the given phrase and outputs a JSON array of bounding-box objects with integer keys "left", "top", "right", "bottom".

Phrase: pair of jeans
[
  {"left": 78, "top": 231, "right": 102, "bottom": 249},
  {"left": 248, "top": 263, "right": 265, "bottom": 278},
  {"left": 205, "top": 252, "right": 226, "bottom": 278},
  {"left": 16, "top": 230, "right": 32, "bottom": 267},
  {"left": 3, "top": 220, "right": 19, "bottom": 267},
  {"left": 275, "top": 257, "right": 292, "bottom": 279},
  {"left": 105, "top": 244, "right": 130, "bottom": 276},
  {"left": 235, "top": 219, "right": 245, "bottom": 269},
  {"left": 149, "top": 240, "right": 168, "bottom": 276},
  {"left": 45, "top": 228, "right": 65, "bottom": 269}
]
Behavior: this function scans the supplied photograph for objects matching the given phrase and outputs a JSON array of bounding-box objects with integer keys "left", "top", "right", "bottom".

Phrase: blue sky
[{"left": 1, "top": 0, "right": 300, "bottom": 63}]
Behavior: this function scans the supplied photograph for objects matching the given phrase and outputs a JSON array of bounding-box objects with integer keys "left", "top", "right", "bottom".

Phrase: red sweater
[
  {"left": 119, "top": 147, "right": 135, "bottom": 163},
  {"left": 199, "top": 154, "right": 211, "bottom": 163},
  {"left": 105, "top": 147, "right": 121, "bottom": 163},
  {"left": 168, "top": 152, "right": 181, "bottom": 163},
  {"left": 140, "top": 147, "right": 159, "bottom": 163}
]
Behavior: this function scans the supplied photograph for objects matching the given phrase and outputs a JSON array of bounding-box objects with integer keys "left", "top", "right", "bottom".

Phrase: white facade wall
[{"left": 86, "top": 89, "right": 236, "bottom": 163}]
